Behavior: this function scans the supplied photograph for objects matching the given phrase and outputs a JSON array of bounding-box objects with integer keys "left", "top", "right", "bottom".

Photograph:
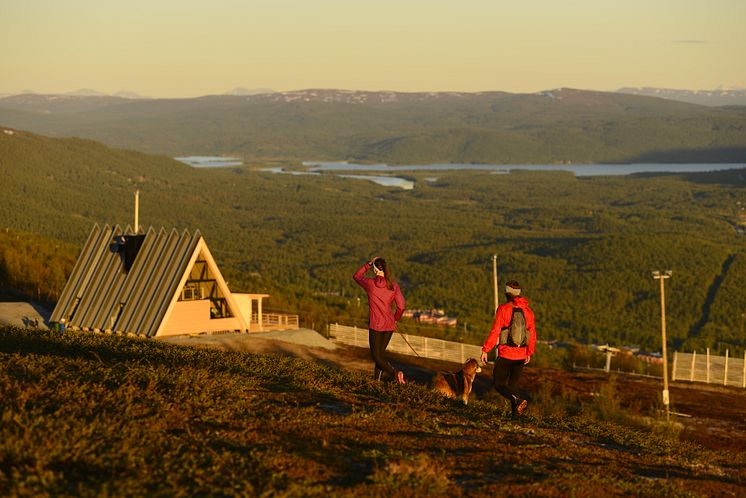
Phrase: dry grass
[{"left": 1, "top": 326, "right": 744, "bottom": 497}]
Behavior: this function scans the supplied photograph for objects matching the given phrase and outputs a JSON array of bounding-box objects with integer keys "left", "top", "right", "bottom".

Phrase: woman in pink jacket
[{"left": 353, "top": 257, "right": 407, "bottom": 384}]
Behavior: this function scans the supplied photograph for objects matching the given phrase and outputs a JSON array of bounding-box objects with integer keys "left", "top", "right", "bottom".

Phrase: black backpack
[{"left": 499, "top": 306, "right": 528, "bottom": 347}]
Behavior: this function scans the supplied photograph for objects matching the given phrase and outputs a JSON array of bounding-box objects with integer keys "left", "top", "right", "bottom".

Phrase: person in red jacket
[
  {"left": 353, "top": 257, "right": 407, "bottom": 384},
  {"left": 480, "top": 280, "right": 536, "bottom": 417}
]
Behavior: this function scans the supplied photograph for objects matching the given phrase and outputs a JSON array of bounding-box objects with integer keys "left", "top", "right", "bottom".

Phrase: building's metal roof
[{"left": 50, "top": 224, "right": 214, "bottom": 337}]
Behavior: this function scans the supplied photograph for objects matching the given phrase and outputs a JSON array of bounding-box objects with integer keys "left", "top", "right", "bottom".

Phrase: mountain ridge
[
  {"left": 617, "top": 86, "right": 746, "bottom": 107},
  {"left": 2, "top": 88, "right": 745, "bottom": 164}
]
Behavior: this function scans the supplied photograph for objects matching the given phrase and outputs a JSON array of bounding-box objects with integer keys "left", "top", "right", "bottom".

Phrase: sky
[{"left": 2, "top": 0, "right": 745, "bottom": 98}]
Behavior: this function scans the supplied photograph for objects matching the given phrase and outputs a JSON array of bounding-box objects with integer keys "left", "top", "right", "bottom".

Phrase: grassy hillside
[
  {"left": 0, "top": 229, "right": 77, "bottom": 302},
  {"left": 1, "top": 128, "right": 745, "bottom": 354},
  {"left": 1, "top": 326, "right": 744, "bottom": 497},
  {"left": 1, "top": 89, "right": 745, "bottom": 164}
]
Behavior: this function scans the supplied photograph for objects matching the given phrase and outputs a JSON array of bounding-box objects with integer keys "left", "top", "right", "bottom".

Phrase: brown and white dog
[{"left": 431, "top": 358, "right": 482, "bottom": 405}]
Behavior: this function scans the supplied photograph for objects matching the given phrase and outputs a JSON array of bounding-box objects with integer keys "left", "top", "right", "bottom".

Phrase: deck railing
[{"left": 251, "top": 313, "right": 299, "bottom": 331}]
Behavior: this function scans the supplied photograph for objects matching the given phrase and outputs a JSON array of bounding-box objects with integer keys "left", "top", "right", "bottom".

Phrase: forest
[
  {"left": 1, "top": 89, "right": 745, "bottom": 165},
  {"left": 1, "top": 127, "right": 745, "bottom": 355}
]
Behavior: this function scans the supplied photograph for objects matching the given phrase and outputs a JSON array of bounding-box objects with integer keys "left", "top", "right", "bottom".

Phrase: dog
[{"left": 431, "top": 358, "right": 482, "bottom": 405}]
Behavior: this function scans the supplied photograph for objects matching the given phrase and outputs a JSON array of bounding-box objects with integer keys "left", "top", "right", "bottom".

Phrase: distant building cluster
[
  {"left": 593, "top": 343, "right": 664, "bottom": 364},
  {"left": 540, "top": 340, "right": 664, "bottom": 364},
  {"left": 402, "top": 308, "right": 458, "bottom": 327}
]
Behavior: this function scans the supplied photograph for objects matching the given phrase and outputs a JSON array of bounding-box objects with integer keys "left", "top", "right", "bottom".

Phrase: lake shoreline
[{"left": 179, "top": 157, "right": 746, "bottom": 189}]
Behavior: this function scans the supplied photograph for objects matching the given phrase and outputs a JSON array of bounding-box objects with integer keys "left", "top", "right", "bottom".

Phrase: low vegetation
[{"left": 1, "top": 326, "right": 744, "bottom": 497}]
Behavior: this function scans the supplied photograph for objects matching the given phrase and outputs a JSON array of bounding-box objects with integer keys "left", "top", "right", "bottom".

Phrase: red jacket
[
  {"left": 481, "top": 297, "right": 536, "bottom": 360},
  {"left": 353, "top": 262, "right": 406, "bottom": 332}
]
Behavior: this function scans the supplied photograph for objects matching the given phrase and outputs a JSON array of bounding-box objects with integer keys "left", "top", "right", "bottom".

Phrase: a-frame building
[{"left": 50, "top": 224, "right": 268, "bottom": 337}]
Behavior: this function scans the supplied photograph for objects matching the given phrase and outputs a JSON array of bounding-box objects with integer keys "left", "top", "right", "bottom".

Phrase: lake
[
  {"left": 260, "top": 167, "right": 414, "bottom": 189},
  {"left": 294, "top": 161, "right": 745, "bottom": 189},
  {"left": 302, "top": 161, "right": 746, "bottom": 176},
  {"left": 180, "top": 157, "right": 745, "bottom": 189},
  {"left": 175, "top": 156, "right": 243, "bottom": 167}
]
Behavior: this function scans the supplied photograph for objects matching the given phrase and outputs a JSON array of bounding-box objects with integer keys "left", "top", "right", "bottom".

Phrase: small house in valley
[{"left": 50, "top": 224, "right": 293, "bottom": 337}]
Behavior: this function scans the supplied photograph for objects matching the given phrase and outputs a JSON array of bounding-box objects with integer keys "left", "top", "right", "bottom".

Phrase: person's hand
[
  {"left": 524, "top": 356, "right": 531, "bottom": 365},
  {"left": 480, "top": 351, "right": 488, "bottom": 365}
]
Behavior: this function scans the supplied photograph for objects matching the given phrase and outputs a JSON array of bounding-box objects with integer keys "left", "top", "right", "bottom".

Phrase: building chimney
[{"left": 134, "top": 190, "right": 139, "bottom": 234}]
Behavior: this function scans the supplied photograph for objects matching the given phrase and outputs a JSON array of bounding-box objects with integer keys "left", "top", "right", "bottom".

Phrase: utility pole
[
  {"left": 652, "top": 270, "right": 672, "bottom": 421},
  {"left": 492, "top": 254, "right": 498, "bottom": 312}
]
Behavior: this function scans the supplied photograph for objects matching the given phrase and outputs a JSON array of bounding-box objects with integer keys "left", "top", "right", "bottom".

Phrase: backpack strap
[{"left": 498, "top": 303, "right": 514, "bottom": 345}]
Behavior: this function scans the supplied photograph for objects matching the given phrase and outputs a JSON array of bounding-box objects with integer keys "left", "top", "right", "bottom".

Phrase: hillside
[
  {"left": 1, "top": 89, "right": 745, "bottom": 164},
  {"left": 1, "top": 127, "right": 745, "bottom": 354},
  {"left": 618, "top": 87, "right": 746, "bottom": 107},
  {"left": 1, "top": 326, "right": 744, "bottom": 497}
]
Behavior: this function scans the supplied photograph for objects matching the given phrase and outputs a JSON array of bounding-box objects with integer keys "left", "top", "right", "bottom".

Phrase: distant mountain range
[
  {"left": 617, "top": 87, "right": 746, "bottom": 107},
  {"left": 0, "top": 89, "right": 152, "bottom": 100},
  {"left": 3, "top": 85, "right": 744, "bottom": 106},
  {"left": 0, "top": 87, "right": 277, "bottom": 100},
  {"left": 1, "top": 88, "right": 745, "bottom": 164},
  {"left": 224, "top": 87, "right": 276, "bottom": 96}
]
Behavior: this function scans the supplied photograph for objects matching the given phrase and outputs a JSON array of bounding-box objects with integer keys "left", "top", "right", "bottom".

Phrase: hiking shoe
[
  {"left": 395, "top": 370, "right": 406, "bottom": 385},
  {"left": 515, "top": 398, "right": 528, "bottom": 416}
]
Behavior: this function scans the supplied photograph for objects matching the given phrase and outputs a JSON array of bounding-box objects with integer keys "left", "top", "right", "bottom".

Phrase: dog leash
[
  {"left": 395, "top": 327, "right": 457, "bottom": 374},
  {"left": 396, "top": 327, "right": 424, "bottom": 359}
]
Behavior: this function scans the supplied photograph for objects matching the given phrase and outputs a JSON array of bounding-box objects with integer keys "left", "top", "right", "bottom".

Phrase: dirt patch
[
  {"left": 0, "top": 302, "right": 51, "bottom": 329},
  {"left": 493, "top": 367, "right": 746, "bottom": 453},
  {"left": 161, "top": 332, "right": 375, "bottom": 374}
]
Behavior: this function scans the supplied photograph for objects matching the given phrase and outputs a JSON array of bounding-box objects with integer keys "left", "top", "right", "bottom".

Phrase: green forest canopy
[{"left": 1, "top": 127, "right": 745, "bottom": 355}]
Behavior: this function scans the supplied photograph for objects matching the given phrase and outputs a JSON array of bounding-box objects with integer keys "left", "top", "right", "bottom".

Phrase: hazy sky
[{"left": 2, "top": 0, "right": 745, "bottom": 97}]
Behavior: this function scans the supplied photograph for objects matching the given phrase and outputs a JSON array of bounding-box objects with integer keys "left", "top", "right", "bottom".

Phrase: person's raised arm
[{"left": 353, "top": 259, "right": 373, "bottom": 288}]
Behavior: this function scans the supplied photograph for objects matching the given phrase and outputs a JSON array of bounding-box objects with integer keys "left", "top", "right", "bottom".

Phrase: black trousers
[
  {"left": 492, "top": 356, "right": 525, "bottom": 407},
  {"left": 369, "top": 329, "right": 395, "bottom": 379}
]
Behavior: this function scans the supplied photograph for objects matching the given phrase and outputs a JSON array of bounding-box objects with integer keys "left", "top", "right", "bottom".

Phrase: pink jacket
[
  {"left": 353, "top": 262, "right": 406, "bottom": 332},
  {"left": 481, "top": 297, "right": 536, "bottom": 360}
]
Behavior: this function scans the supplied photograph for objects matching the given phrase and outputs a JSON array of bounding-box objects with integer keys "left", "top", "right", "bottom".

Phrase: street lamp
[{"left": 652, "top": 270, "right": 672, "bottom": 421}]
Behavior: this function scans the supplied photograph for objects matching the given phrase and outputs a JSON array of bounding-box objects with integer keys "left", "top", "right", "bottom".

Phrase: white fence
[
  {"left": 328, "top": 323, "right": 482, "bottom": 364},
  {"left": 672, "top": 350, "right": 746, "bottom": 388}
]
